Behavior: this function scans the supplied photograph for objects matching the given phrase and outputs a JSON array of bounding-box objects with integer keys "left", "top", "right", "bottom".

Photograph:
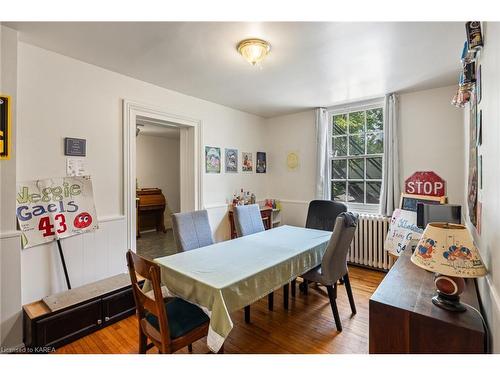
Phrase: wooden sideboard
[
  {"left": 369, "top": 249, "right": 487, "bottom": 353},
  {"left": 228, "top": 206, "right": 273, "bottom": 239}
]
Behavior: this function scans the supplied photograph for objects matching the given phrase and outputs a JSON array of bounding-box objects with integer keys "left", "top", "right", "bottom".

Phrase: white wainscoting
[
  {"left": 279, "top": 200, "right": 310, "bottom": 227},
  {"left": 0, "top": 234, "right": 23, "bottom": 348},
  {"left": 20, "top": 215, "right": 127, "bottom": 305}
]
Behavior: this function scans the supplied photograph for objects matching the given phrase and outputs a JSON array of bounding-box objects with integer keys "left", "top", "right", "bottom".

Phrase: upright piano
[{"left": 136, "top": 188, "right": 167, "bottom": 238}]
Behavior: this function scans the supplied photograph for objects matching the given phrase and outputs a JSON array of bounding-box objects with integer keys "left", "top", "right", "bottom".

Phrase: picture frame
[
  {"left": 205, "top": 146, "right": 221, "bottom": 173},
  {"left": 476, "top": 64, "right": 482, "bottom": 104},
  {"left": 256, "top": 152, "right": 266, "bottom": 173},
  {"left": 225, "top": 148, "right": 238, "bottom": 173},
  {"left": 242, "top": 152, "right": 253, "bottom": 172}
]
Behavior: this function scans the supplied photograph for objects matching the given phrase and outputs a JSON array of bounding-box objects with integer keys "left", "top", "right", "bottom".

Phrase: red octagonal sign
[{"left": 405, "top": 171, "right": 446, "bottom": 197}]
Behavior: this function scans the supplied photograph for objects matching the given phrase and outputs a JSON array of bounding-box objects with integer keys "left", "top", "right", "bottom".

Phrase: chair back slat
[{"left": 126, "top": 250, "right": 171, "bottom": 350}]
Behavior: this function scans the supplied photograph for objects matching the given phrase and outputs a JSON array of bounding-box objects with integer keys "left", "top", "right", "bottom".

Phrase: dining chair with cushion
[
  {"left": 233, "top": 204, "right": 290, "bottom": 320},
  {"left": 172, "top": 209, "right": 214, "bottom": 252},
  {"left": 233, "top": 204, "right": 265, "bottom": 237},
  {"left": 126, "top": 250, "right": 210, "bottom": 354},
  {"left": 296, "top": 200, "right": 349, "bottom": 296},
  {"left": 305, "top": 200, "right": 348, "bottom": 231},
  {"left": 301, "top": 212, "right": 359, "bottom": 332}
]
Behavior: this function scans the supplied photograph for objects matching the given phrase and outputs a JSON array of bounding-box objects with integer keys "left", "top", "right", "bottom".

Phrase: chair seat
[
  {"left": 145, "top": 297, "right": 209, "bottom": 339},
  {"left": 302, "top": 265, "right": 329, "bottom": 285}
]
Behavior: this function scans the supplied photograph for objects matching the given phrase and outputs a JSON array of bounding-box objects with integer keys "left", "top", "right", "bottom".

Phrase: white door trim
[{"left": 122, "top": 99, "right": 203, "bottom": 251}]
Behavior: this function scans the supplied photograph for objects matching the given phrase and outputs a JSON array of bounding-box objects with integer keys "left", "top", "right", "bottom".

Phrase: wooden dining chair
[
  {"left": 233, "top": 204, "right": 290, "bottom": 321},
  {"left": 126, "top": 250, "right": 210, "bottom": 354},
  {"left": 300, "top": 213, "right": 358, "bottom": 332},
  {"left": 172, "top": 209, "right": 214, "bottom": 252}
]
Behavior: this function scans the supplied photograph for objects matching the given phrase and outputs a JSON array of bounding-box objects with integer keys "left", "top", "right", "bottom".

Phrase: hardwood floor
[{"left": 56, "top": 266, "right": 385, "bottom": 354}]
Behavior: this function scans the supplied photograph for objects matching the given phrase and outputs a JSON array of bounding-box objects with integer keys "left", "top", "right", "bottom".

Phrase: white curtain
[
  {"left": 315, "top": 108, "right": 330, "bottom": 200},
  {"left": 380, "top": 93, "right": 401, "bottom": 216}
]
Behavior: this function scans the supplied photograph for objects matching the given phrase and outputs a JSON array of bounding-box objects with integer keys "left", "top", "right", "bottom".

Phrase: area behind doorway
[{"left": 135, "top": 117, "right": 180, "bottom": 260}]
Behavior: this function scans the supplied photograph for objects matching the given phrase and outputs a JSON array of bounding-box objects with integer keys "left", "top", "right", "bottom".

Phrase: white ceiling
[{"left": 6, "top": 22, "right": 465, "bottom": 118}]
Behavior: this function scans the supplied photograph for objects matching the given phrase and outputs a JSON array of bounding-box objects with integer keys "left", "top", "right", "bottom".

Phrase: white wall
[
  {"left": 14, "top": 42, "right": 268, "bottom": 312},
  {"left": 463, "top": 22, "right": 500, "bottom": 353},
  {"left": 136, "top": 134, "right": 180, "bottom": 221},
  {"left": 0, "top": 25, "right": 22, "bottom": 350},
  {"left": 399, "top": 85, "right": 465, "bottom": 207},
  {"left": 264, "top": 86, "right": 465, "bottom": 225}
]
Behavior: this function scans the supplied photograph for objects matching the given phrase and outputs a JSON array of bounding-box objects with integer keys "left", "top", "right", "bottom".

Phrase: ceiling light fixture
[{"left": 237, "top": 38, "right": 271, "bottom": 66}]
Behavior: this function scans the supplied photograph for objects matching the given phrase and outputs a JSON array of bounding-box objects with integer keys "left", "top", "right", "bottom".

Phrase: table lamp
[{"left": 410, "top": 223, "right": 487, "bottom": 312}]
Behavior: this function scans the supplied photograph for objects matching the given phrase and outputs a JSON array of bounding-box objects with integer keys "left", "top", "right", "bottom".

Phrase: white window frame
[{"left": 327, "top": 98, "right": 385, "bottom": 215}]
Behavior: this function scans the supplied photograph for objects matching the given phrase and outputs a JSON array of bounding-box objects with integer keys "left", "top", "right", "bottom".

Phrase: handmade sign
[
  {"left": 384, "top": 209, "right": 423, "bottom": 257},
  {"left": 400, "top": 193, "right": 446, "bottom": 212},
  {"left": 16, "top": 176, "right": 98, "bottom": 249},
  {"left": 405, "top": 171, "right": 446, "bottom": 197}
]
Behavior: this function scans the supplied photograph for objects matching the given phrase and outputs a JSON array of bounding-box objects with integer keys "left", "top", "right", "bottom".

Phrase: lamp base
[{"left": 432, "top": 293, "right": 467, "bottom": 312}]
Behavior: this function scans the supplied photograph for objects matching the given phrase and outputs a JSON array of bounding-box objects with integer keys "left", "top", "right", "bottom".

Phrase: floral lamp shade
[{"left": 411, "top": 223, "right": 487, "bottom": 278}]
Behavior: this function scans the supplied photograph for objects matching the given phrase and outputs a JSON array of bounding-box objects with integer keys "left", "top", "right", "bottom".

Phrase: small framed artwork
[
  {"left": 256, "top": 152, "right": 266, "bottom": 173},
  {"left": 242, "top": 152, "right": 253, "bottom": 172},
  {"left": 225, "top": 148, "right": 238, "bottom": 173},
  {"left": 205, "top": 146, "right": 221, "bottom": 173},
  {"left": 477, "top": 64, "right": 482, "bottom": 104}
]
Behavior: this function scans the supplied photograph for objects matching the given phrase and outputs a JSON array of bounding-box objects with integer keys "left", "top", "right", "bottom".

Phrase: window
[{"left": 329, "top": 103, "right": 384, "bottom": 212}]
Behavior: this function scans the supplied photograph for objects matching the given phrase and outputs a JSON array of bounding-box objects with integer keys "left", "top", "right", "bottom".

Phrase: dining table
[{"left": 153, "top": 224, "right": 332, "bottom": 352}]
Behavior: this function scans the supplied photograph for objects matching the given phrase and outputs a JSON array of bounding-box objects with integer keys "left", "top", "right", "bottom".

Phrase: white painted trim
[
  {"left": 98, "top": 215, "right": 125, "bottom": 223},
  {"left": 0, "top": 230, "right": 21, "bottom": 239},
  {"left": 280, "top": 199, "right": 309, "bottom": 205},
  {"left": 123, "top": 99, "right": 203, "bottom": 252},
  {"left": 484, "top": 273, "right": 500, "bottom": 319},
  {"left": 204, "top": 203, "right": 230, "bottom": 210}
]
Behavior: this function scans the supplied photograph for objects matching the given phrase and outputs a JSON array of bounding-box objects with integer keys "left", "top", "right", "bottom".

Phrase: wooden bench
[{"left": 23, "top": 273, "right": 143, "bottom": 350}]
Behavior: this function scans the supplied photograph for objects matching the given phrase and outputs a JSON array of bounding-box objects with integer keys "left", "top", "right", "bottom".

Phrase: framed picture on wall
[
  {"left": 205, "top": 146, "right": 221, "bottom": 173},
  {"left": 256, "top": 152, "right": 266, "bottom": 173},
  {"left": 225, "top": 148, "right": 238, "bottom": 173},
  {"left": 242, "top": 152, "right": 253, "bottom": 172}
]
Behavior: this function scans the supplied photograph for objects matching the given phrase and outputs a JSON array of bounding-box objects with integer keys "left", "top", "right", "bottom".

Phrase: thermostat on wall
[{"left": 64, "top": 137, "right": 86, "bottom": 156}]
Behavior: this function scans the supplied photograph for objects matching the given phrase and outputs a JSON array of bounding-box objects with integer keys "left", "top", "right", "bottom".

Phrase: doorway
[{"left": 123, "top": 100, "right": 203, "bottom": 255}]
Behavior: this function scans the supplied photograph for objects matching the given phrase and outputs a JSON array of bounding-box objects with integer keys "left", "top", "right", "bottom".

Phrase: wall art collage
[{"left": 205, "top": 146, "right": 266, "bottom": 174}]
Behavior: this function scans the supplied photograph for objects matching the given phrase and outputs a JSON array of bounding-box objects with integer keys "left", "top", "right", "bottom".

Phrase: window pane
[
  {"left": 366, "top": 182, "right": 382, "bottom": 204},
  {"left": 349, "top": 133, "right": 365, "bottom": 155},
  {"left": 333, "top": 114, "right": 347, "bottom": 135},
  {"left": 348, "top": 182, "right": 364, "bottom": 203},
  {"left": 366, "top": 157, "right": 383, "bottom": 179},
  {"left": 366, "top": 108, "right": 383, "bottom": 132},
  {"left": 332, "top": 182, "right": 346, "bottom": 201},
  {"left": 349, "top": 111, "right": 365, "bottom": 133},
  {"left": 332, "top": 136, "right": 347, "bottom": 156},
  {"left": 348, "top": 158, "right": 364, "bottom": 180},
  {"left": 367, "top": 132, "right": 384, "bottom": 154},
  {"left": 332, "top": 159, "right": 347, "bottom": 179}
]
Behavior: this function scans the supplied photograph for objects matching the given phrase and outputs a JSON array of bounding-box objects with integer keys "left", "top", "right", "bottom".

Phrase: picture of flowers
[
  {"left": 242, "top": 152, "right": 253, "bottom": 172},
  {"left": 205, "top": 146, "right": 221, "bottom": 173},
  {"left": 225, "top": 148, "right": 238, "bottom": 173}
]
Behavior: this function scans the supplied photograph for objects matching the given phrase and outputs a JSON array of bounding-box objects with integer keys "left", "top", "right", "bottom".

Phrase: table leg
[
  {"left": 268, "top": 292, "right": 274, "bottom": 311},
  {"left": 244, "top": 305, "right": 250, "bottom": 323},
  {"left": 283, "top": 284, "right": 289, "bottom": 310},
  {"left": 291, "top": 279, "right": 296, "bottom": 297}
]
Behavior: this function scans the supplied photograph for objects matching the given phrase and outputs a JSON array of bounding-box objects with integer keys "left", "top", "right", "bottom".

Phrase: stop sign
[{"left": 405, "top": 171, "right": 446, "bottom": 197}]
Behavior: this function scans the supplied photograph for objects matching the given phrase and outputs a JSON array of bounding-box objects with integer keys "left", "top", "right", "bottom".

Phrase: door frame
[{"left": 123, "top": 99, "right": 203, "bottom": 251}]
